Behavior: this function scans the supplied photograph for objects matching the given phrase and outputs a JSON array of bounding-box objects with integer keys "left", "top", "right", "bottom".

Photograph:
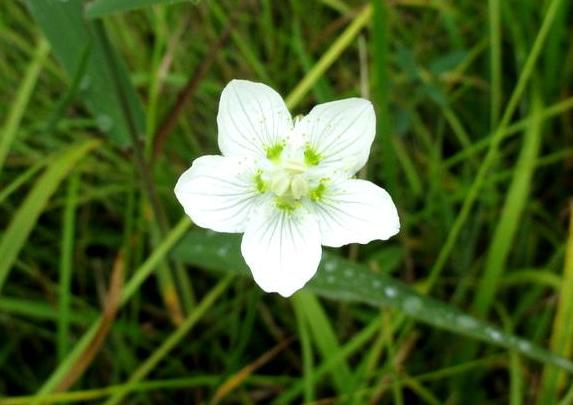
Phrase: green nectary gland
[
  {"left": 255, "top": 143, "right": 328, "bottom": 210},
  {"left": 304, "top": 145, "right": 321, "bottom": 166},
  {"left": 265, "top": 143, "right": 284, "bottom": 161},
  {"left": 254, "top": 170, "right": 267, "bottom": 193},
  {"left": 309, "top": 181, "right": 327, "bottom": 201},
  {"left": 274, "top": 196, "right": 301, "bottom": 212}
]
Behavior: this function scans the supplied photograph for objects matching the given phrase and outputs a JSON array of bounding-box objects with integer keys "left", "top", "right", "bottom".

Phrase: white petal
[
  {"left": 217, "top": 79, "right": 292, "bottom": 158},
  {"left": 241, "top": 204, "right": 322, "bottom": 297},
  {"left": 174, "top": 155, "right": 262, "bottom": 233},
  {"left": 297, "top": 98, "right": 375, "bottom": 175},
  {"left": 313, "top": 179, "right": 399, "bottom": 247}
]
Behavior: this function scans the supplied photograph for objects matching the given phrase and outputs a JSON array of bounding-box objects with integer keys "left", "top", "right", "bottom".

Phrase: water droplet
[
  {"left": 324, "top": 261, "right": 336, "bottom": 272},
  {"left": 326, "top": 275, "right": 335, "bottom": 284},
  {"left": 217, "top": 246, "right": 229, "bottom": 257},
  {"left": 518, "top": 340, "right": 532, "bottom": 353},
  {"left": 487, "top": 329, "right": 502, "bottom": 341},
  {"left": 384, "top": 287, "right": 397, "bottom": 298},
  {"left": 96, "top": 114, "right": 113, "bottom": 132},
  {"left": 456, "top": 315, "right": 478, "bottom": 330},
  {"left": 344, "top": 269, "right": 353, "bottom": 278},
  {"left": 554, "top": 357, "right": 572, "bottom": 369},
  {"left": 403, "top": 297, "right": 422, "bottom": 313},
  {"left": 80, "top": 75, "right": 91, "bottom": 91},
  {"left": 372, "top": 280, "right": 381, "bottom": 288}
]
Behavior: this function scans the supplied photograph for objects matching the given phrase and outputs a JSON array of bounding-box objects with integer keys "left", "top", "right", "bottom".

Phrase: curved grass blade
[
  {"left": 0, "top": 37, "right": 50, "bottom": 174},
  {"left": 30, "top": 218, "right": 191, "bottom": 401},
  {"left": 0, "top": 139, "right": 101, "bottom": 293},
  {"left": 173, "top": 230, "right": 573, "bottom": 374}
]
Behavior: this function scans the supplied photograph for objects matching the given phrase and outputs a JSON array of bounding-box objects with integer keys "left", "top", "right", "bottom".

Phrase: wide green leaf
[
  {"left": 23, "top": 0, "right": 145, "bottom": 147},
  {"left": 85, "top": 0, "right": 191, "bottom": 19},
  {"left": 173, "top": 230, "right": 573, "bottom": 373}
]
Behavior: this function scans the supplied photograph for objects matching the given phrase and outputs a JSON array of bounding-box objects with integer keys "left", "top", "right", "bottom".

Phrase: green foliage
[
  {"left": 0, "top": 140, "right": 100, "bottom": 292},
  {"left": 1, "top": 0, "right": 573, "bottom": 403},
  {"left": 23, "top": 0, "right": 145, "bottom": 147},
  {"left": 85, "top": 0, "right": 192, "bottom": 19},
  {"left": 174, "top": 230, "right": 573, "bottom": 374}
]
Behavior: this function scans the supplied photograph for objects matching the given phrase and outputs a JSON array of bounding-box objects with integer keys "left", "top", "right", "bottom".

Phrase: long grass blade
[
  {"left": 174, "top": 230, "right": 573, "bottom": 374},
  {"left": 0, "top": 37, "right": 50, "bottom": 174},
  {"left": 0, "top": 140, "right": 100, "bottom": 292}
]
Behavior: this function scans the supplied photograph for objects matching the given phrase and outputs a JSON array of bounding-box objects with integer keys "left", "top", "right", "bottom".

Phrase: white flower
[{"left": 175, "top": 80, "right": 400, "bottom": 297}]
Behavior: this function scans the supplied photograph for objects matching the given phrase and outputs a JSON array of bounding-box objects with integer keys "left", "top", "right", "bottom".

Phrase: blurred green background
[{"left": 1, "top": 0, "right": 573, "bottom": 403}]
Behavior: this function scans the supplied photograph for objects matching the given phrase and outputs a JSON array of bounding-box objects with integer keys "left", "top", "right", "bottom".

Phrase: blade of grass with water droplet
[
  {"left": 23, "top": 0, "right": 145, "bottom": 147},
  {"left": 172, "top": 230, "right": 573, "bottom": 375}
]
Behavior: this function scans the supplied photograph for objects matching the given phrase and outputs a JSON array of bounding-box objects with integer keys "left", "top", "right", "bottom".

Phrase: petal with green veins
[
  {"left": 217, "top": 80, "right": 292, "bottom": 159},
  {"left": 297, "top": 98, "right": 375, "bottom": 175},
  {"left": 312, "top": 179, "right": 399, "bottom": 247},
  {"left": 241, "top": 204, "right": 321, "bottom": 297},
  {"left": 174, "top": 155, "right": 262, "bottom": 233}
]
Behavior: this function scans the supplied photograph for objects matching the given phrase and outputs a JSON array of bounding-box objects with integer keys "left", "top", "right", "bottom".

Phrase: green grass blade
[
  {"left": 0, "top": 37, "right": 50, "bottom": 174},
  {"left": 24, "top": 0, "right": 145, "bottom": 146},
  {"left": 293, "top": 300, "right": 315, "bottom": 402},
  {"left": 472, "top": 91, "right": 544, "bottom": 317},
  {"left": 0, "top": 297, "right": 92, "bottom": 324},
  {"left": 285, "top": 4, "right": 372, "bottom": 109},
  {"left": 101, "top": 275, "right": 233, "bottom": 405},
  {"left": 423, "top": 0, "right": 566, "bottom": 292},
  {"left": 274, "top": 317, "right": 382, "bottom": 404},
  {"left": 371, "top": 0, "right": 398, "bottom": 196},
  {"left": 0, "top": 140, "right": 100, "bottom": 293},
  {"left": 173, "top": 230, "right": 573, "bottom": 374},
  {"left": 85, "top": 0, "right": 191, "bottom": 19},
  {"left": 292, "top": 291, "right": 353, "bottom": 394},
  {"left": 488, "top": 0, "right": 501, "bottom": 128},
  {"left": 539, "top": 206, "right": 573, "bottom": 403},
  {"left": 291, "top": 20, "right": 333, "bottom": 103},
  {"left": 31, "top": 218, "right": 191, "bottom": 400},
  {"left": 445, "top": 96, "right": 573, "bottom": 168},
  {"left": 0, "top": 376, "right": 219, "bottom": 405},
  {"left": 57, "top": 173, "right": 80, "bottom": 361},
  {"left": 0, "top": 159, "right": 46, "bottom": 205}
]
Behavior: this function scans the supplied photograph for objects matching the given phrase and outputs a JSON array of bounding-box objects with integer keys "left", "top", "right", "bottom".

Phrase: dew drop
[
  {"left": 384, "top": 287, "right": 397, "bottom": 298},
  {"left": 554, "top": 357, "right": 572, "bottom": 369},
  {"left": 324, "top": 261, "right": 336, "bottom": 272},
  {"left": 96, "top": 114, "right": 113, "bottom": 132},
  {"left": 217, "top": 246, "right": 229, "bottom": 257},
  {"left": 326, "top": 275, "right": 335, "bottom": 284},
  {"left": 403, "top": 297, "right": 422, "bottom": 313},
  {"left": 456, "top": 315, "right": 478, "bottom": 330},
  {"left": 344, "top": 269, "right": 353, "bottom": 278},
  {"left": 518, "top": 340, "right": 532, "bottom": 353},
  {"left": 372, "top": 280, "right": 381, "bottom": 288},
  {"left": 80, "top": 75, "right": 91, "bottom": 91},
  {"left": 487, "top": 328, "right": 502, "bottom": 341}
]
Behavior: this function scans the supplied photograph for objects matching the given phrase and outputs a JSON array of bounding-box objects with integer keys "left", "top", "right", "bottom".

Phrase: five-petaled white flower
[{"left": 175, "top": 80, "right": 400, "bottom": 297}]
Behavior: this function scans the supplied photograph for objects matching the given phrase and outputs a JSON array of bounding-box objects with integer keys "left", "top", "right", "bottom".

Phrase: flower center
[{"left": 269, "top": 159, "right": 309, "bottom": 200}]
